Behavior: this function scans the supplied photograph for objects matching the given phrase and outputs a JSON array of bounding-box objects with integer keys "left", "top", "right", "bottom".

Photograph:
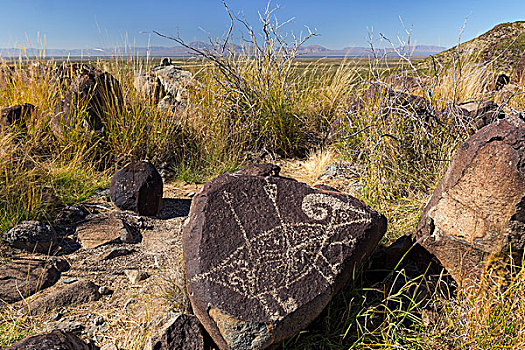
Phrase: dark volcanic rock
[
  {"left": 110, "top": 161, "right": 163, "bottom": 216},
  {"left": 5, "top": 329, "right": 97, "bottom": 350},
  {"left": 149, "top": 314, "right": 208, "bottom": 350},
  {"left": 495, "top": 73, "right": 510, "bottom": 90},
  {"left": 369, "top": 234, "right": 445, "bottom": 279},
  {"left": 0, "top": 258, "right": 61, "bottom": 304},
  {"left": 415, "top": 117, "right": 525, "bottom": 285},
  {"left": 0, "top": 103, "right": 35, "bottom": 127},
  {"left": 29, "top": 280, "right": 101, "bottom": 315},
  {"left": 313, "top": 184, "right": 340, "bottom": 192},
  {"left": 183, "top": 170, "right": 387, "bottom": 349},
  {"left": 50, "top": 65, "right": 122, "bottom": 139},
  {"left": 3, "top": 221, "right": 56, "bottom": 254}
]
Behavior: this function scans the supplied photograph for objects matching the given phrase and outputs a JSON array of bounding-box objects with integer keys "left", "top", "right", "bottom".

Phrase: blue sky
[{"left": 0, "top": 0, "right": 524, "bottom": 49}]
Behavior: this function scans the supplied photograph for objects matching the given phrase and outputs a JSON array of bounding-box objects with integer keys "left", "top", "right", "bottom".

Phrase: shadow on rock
[{"left": 157, "top": 198, "right": 191, "bottom": 219}]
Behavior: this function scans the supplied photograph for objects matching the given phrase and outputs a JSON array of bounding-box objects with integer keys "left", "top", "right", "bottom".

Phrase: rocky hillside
[{"left": 421, "top": 21, "right": 525, "bottom": 73}]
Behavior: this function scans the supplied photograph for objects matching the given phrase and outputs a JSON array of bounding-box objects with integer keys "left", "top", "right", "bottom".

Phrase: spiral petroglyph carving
[{"left": 190, "top": 177, "right": 373, "bottom": 320}]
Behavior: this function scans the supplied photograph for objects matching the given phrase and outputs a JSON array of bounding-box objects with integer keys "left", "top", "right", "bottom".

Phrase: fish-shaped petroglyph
[{"left": 191, "top": 179, "right": 372, "bottom": 320}]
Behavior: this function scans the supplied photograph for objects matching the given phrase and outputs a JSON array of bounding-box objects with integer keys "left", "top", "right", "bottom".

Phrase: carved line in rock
[{"left": 191, "top": 178, "right": 372, "bottom": 320}]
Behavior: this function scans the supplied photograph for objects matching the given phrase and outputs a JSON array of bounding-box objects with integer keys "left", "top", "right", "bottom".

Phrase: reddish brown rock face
[
  {"left": 183, "top": 170, "right": 387, "bottom": 349},
  {"left": 415, "top": 117, "right": 525, "bottom": 284}
]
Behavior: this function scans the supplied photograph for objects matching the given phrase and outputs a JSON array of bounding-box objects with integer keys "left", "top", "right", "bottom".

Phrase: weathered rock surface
[
  {"left": 183, "top": 168, "right": 387, "bottom": 349},
  {"left": 50, "top": 65, "right": 122, "bottom": 139},
  {"left": 5, "top": 329, "right": 97, "bottom": 350},
  {"left": 0, "top": 103, "right": 35, "bottom": 127},
  {"left": 415, "top": 117, "right": 525, "bottom": 284},
  {"left": 110, "top": 161, "right": 163, "bottom": 216},
  {"left": 453, "top": 100, "right": 505, "bottom": 129},
  {"left": 3, "top": 221, "right": 56, "bottom": 253},
  {"left": 28, "top": 280, "right": 101, "bottom": 315},
  {"left": 149, "top": 314, "right": 207, "bottom": 350},
  {"left": 76, "top": 215, "right": 136, "bottom": 249},
  {"left": 133, "top": 59, "right": 193, "bottom": 107},
  {"left": 134, "top": 73, "right": 164, "bottom": 102},
  {"left": 101, "top": 247, "right": 134, "bottom": 260},
  {"left": 0, "top": 258, "right": 61, "bottom": 304}
]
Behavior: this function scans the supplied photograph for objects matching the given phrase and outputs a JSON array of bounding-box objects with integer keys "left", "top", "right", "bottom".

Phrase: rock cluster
[
  {"left": 3, "top": 58, "right": 525, "bottom": 349},
  {"left": 133, "top": 57, "right": 194, "bottom": 109}
]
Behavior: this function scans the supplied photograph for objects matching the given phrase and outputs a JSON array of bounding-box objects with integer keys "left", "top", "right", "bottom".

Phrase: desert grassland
[{"left": 1, "top": 47, "right": 525, "bottom": 350}]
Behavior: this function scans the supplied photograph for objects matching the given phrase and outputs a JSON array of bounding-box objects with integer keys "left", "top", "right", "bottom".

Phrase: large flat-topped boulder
[
  {"left": 415, "top": 116, "right": 525, "bottom": 285},
  {"left": 183, "top": 169, "right": 387, "bottom": 350}
]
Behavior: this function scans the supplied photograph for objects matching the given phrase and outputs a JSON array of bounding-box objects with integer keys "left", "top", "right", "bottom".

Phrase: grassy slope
[{"left": 419, "top": 21, "right": 525, "bottom": 73}]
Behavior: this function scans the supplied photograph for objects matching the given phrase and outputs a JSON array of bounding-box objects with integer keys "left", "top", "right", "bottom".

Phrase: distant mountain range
[{"left": 0, "top": 42, "right": 446, "bottom": 58}]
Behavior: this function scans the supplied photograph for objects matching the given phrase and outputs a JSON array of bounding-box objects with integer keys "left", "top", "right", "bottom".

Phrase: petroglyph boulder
[
  {"left": 110, "top": 161, "right": 163, "bottom": 216},
  {"left": 415, "top": 117, "right": 525, "bottom": 285},
  {"left": 183, "top": 168, "right": 387, "bottom": 349}
]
